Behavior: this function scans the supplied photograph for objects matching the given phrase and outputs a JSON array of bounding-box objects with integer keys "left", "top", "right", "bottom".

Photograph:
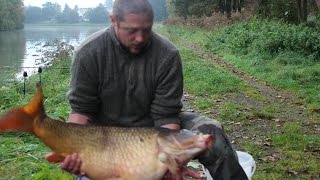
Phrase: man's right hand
[{"left": 60, "top": 153, "right": 86, "bottom": 176}]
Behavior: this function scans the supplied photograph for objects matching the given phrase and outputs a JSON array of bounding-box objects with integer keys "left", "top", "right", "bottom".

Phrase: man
[{"left": 62, "top": 0, "right": 248, "bottom": 179}]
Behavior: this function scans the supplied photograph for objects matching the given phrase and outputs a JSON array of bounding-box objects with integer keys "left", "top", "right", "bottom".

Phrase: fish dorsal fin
[{"left": 23, "top": 83, "right": 46, "bottom": 119}]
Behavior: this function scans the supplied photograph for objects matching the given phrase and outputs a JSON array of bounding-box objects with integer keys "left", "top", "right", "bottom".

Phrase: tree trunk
[
  {"left": 297, "top": 0, "right": 302, "bottom": 22},
  {"left": 232, "top": 0, "right": 237, "bottom": 12},
  {"left": 219, "top": 0, "right": 225, "bottom": 14},
  {"left": 302, "top": 0, "right": 308, "bottom": 22},
  {"left": 297, "top": 0, "right": 308, "bottom": 23},
  {"left": 226, "top": 0, "right": 232, "bottom": 18},
  {"left": 239, "top": 0, "right": 244, "bottom": 12}
]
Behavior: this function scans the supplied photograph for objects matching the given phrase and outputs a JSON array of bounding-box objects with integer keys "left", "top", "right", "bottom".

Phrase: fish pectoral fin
[
  {"left": 45, "top": 152, "right": 65, "bottom": 163},
  {"left": 158, "top": 152, "right": 179, "bottom": 175}
]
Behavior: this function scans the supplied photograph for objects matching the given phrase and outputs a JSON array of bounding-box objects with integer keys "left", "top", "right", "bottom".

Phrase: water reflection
[
  {"left": 0, "top": 30, "right": 26, "bottom": 80},
  {"left": 0, "top": 24, "right": 106, "bottom": 82}
]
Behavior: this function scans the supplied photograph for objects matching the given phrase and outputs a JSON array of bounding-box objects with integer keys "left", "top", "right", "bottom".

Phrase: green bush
[{"left": 207, "top": 18, "right": 320, "bottom": 62}]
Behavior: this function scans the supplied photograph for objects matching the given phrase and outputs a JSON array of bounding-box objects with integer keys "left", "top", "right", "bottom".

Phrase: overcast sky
[{"left": 24, "top": 0, "right": 106, "bottom": 8}]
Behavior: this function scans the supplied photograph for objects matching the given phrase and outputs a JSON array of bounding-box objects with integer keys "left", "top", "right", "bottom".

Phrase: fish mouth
[{"left": 196, "top": 134, "right": 214, "bottom": 149}]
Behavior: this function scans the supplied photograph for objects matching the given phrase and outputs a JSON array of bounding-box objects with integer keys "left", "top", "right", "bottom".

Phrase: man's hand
[
  {"left": 162, "top": 166, "right": 203, "bottom": 180},
  {"left": 60, "top": 153, "right": 86, "bottom": 176},
  {"left": 160, "top": 123, "right": 181, "bottom": 130}
]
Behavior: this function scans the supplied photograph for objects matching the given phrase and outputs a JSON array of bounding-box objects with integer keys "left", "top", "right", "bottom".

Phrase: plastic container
[{"left": 236, "top": 151, "right": 256, "bottom": 180}]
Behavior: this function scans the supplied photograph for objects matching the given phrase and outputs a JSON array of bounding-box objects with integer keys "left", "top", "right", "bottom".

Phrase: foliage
[
  {"left": 25, "top": 4, "right": 79, "bottom": 24},
  {"left": 56, "top": 4, "right": 80, "bottom": 24},
  {"left": 25, "top": 6, "right": 43, "bottom": 23},
  {"left": 149, "top": 0, "right": 169, "bottom": 21},
  {"left": 206, "top": 18, "right": 320, "bottom": 60},
  {"left": 85, "top": 4, "right": 109, "bottom": 24},
  {"left": 41, "top": 2, "right": 61, "bottom": 22},
  {"left": 256, "top": 0, "right": 319, "bottom": 23},
  {"left": 168, "top": 0, "right": 214, "bottom": 18},
  {"left": 167, "top": 0, "right": 244, "bottom": 18},
  {"left": 0, "top": 0, "right": 24, "bottom": 30},
  {"left": 167, "top": 0, "right": 319, "bottom": 24},
  {"left": 24, "top": 3, "right": 110, "bottom": 24}
]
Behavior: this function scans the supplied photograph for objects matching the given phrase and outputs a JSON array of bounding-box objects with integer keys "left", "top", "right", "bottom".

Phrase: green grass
[
  {"left": 181, "top": 49, "right": 245, "bottom": 96},
  {"left": 205, "top": 18, "right": 320, "bottom": 111},
  {"left": 0, "top": 132, "right": 72, "bottom": 180},
  {"left": 0, "top": 58, "right": 73, "bottom": 179}
]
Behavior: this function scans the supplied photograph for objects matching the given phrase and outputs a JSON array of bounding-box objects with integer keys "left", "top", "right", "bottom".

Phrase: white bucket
[{"left": 236, "top": 151, "right": 256, "bottom": 180}]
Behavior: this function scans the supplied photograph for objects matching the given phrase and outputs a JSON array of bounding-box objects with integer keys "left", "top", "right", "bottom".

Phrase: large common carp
[{"left": 0, "top": 84, "right": 213, "bottom": 180}]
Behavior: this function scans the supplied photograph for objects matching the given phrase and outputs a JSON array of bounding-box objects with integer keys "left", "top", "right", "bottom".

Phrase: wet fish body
[{"left": 0, "top": 85, "right": 213, "bottom": 180}]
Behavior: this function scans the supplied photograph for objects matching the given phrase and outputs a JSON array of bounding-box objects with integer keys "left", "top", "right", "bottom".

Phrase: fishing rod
[{"left": 0, "top": 66, "right": 70, "bottom": 70}]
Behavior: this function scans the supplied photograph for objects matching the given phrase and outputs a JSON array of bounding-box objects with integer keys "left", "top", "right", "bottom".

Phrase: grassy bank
[
  {"left": 206, "top": 18, "right": 320, "bottom": 111},
  {"left": 0, "top": 20, "right": 319, "bottom": 179}
]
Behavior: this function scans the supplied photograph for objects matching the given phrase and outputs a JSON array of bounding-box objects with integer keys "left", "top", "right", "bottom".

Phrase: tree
[
  {"left": 85, "top": 4, "right": 109, "bottom": 23},
  {"left": 218, "top": 0, "right": 244, "bottom": 18},
  {"left": 169, "top": 0, "right": 232, "bottom": 18},
  {"left": 255, "top": 0, "right": 317, "bottom": 23},
  {"left": 297, "top": 0, "right": 308, "bottom": 22},
  {"left": 42, "top": 2, "right": 61, "bottom": 21},
  {"left": 25, "top": 6, "right": 43, "bottom": 23},
  {"left": 0, "top": 0, "right": 24, "bottom": 30},
  {"left": 169, "top": 0, "right": 192, "bottom": 19},
  {"left": 56, "top": 4, "right": 79, "bottom": 23}
]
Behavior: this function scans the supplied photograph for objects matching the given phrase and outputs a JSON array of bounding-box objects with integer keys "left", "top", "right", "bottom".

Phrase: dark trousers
[{"left": 180, "top": 112, "right": 248, "bottom": 180}]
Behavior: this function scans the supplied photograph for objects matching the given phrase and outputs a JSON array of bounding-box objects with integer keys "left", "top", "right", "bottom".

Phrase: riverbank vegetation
[{"left": 0, "top": 0, "right": 24, "bottom": 30}]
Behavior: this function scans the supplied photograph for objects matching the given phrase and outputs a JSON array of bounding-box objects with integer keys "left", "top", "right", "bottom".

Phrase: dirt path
[{"left": 182, "top": 43, "right": 320, "bottom": 161}]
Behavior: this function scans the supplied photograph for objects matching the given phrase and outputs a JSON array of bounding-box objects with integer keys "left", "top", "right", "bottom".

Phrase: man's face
[{"left": 111, "top": 13, "right": 153, "bottom": 55}]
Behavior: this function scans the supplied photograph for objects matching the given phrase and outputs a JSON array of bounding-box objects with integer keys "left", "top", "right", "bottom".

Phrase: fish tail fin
[{"left": 0, "top": 83, "right": 46, "bottom": 134}]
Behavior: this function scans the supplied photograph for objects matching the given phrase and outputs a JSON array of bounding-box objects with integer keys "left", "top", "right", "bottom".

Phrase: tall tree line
[
  {"left": 0, "top": 0, "right": 24, "bottom": 31},
  {"left": 167, "top": 0, "right": 244, "bottom": 19},
  {"left": 105, "top": 0, "right": 169, "bottom": 21},
  {"left": 25, "top": 3, "right": 110, "bottom": 24},
  {"left": 168, "top": 0, "right": 319, "bottom": 23},
  {"left": 256, "top": 0, "right": 319, "bottom": 23}
]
